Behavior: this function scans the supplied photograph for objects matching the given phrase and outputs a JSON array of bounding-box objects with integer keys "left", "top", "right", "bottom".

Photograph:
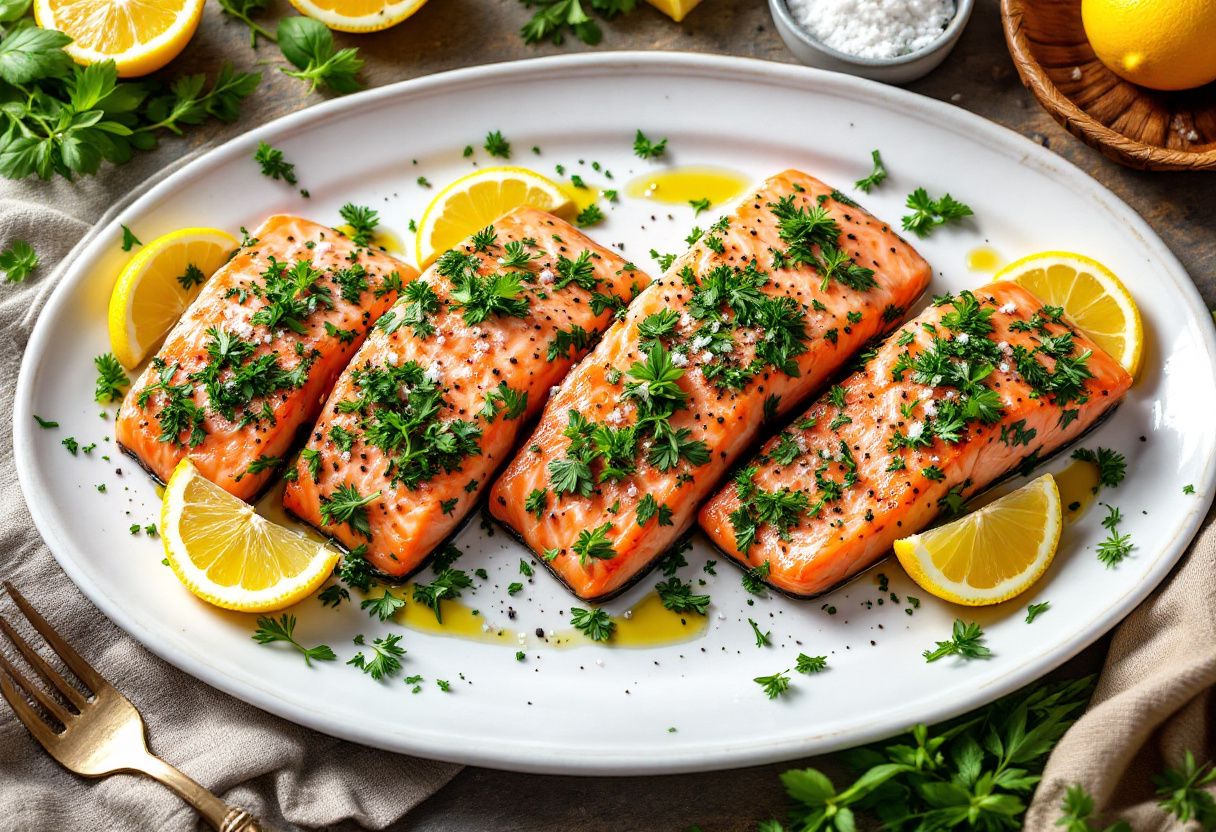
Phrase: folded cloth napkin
[
  {"left": 1025, "top": 510, "right": 1216, "bottom": 830},
  {"left": 0, "top": 145, "right": 460, "bottom": 831}
]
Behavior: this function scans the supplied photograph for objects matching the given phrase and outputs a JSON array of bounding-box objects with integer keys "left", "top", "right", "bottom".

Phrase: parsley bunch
[
  {"left": 901, "top": 187, "right": 974, "bottom": 237},
  {"left": 757, "top": 676, "right": 1094, "bottom": 831},
  {"left": 0, "top": 23, "right": 258, "bottom": 181},
  {"left": 519, "top": 0, "right": 638, "bottom": 46}
]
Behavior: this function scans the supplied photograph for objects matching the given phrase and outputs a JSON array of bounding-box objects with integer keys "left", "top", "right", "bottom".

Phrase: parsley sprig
[
  {"left": 519, "top": 0, "right": 638, "bottom": 46},
  {"left": 901, "top": 187, "right": 974, "bottom": 237},
  {"left": 93, "top": 353, "right": 129, "bottom": 403},
  {"left": 347, "top": 632, "right": 405, "bottom": 680},
  {"left": 252, "top": 614, "right": 336, "bottom": 666},
  {"left": 756, "top": 676, "right": 1095, "bottom": 830},
  {"left": 0, "top": 240, "right": 37, "bottom": 282},
  {"left": 854, "top": 149, "right": 886, "bottom": 193},
  {"left": 922, "top": 618, "right": 992, "bottom": 662},
  {"left": 569, "top": 606, "right": 614, "bottom": 641}
]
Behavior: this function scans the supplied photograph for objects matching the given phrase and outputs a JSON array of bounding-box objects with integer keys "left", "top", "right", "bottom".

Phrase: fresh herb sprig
[
  {"left": 922, "top": 618, "right": 992, "bottom": 662},
  {"left": 901, "top": 187, "right": 973, "bottom": 237},
  {"left": 570, "top": 605, "right": 614, "bottom": 641},
  {"left": 519, "top": 0, "right": 638, "bottom": 46},
  {"left": 0, "top": 29, "right": 259, "bottom": 182},
  {"left": 0, "top": 240, "right": 37, "bottom": 282},
  {"left": 347, "top": 632, "right": 405, "bottom": 680},
  {"left": 854, "top": 149, "right": 886, "bottom": 193},
  {"left": 94, "top": 353, "right": 129, "bottom": 403},
  {"left": 278, "top": 16, "right": 363, "bottom": 94},
  {"left": 252, "top": 614, "right": 336, "bottom": 666}
]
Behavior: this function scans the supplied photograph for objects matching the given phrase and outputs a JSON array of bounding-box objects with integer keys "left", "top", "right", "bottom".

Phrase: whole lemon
[{"left": 1082, "top": 0, "right": 1216, "bottom": 91}]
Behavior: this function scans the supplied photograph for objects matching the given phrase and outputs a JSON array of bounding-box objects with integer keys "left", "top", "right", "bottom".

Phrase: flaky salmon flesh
[
  {"left": 490, "top": 169, "right": 933, "bottom": 602},
  {"left": 698, "top": 281, "right": 1134, "bottom": 597},
  {"left": 281, "top": 207, "right": 648, "bottom": 579},
  {"left": 116, "top": 215, "right": 415, "bottom": 501}
]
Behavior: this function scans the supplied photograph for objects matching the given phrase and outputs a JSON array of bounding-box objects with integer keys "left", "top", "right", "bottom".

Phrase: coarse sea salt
[{"left": 786, "top": 0, "right": 956, "bottom": 60}]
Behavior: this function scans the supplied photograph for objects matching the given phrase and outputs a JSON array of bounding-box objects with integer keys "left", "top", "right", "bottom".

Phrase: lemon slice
[
  {"left": 108, "top": 227, "right": 237, "bottom": 369},
  {"left": 289, "top": 0, "right": 427, "bottom": 32},
  {"left": 161, "top": 460, "right": 340, "bottom": 612},
  {"left": 894, "top": 474, "right": 1062, "bottom": 606},
  {"left": 994, "top": 251, "right": 1143, "bottom": 378},
  {"left": 415, "top": 166, "right": 575, "bottom": 270},
  {"left": 34, "top": 0, "right": 204, "bottom": 77}
]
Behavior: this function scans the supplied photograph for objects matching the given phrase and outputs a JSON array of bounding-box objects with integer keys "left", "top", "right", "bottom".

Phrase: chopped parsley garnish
[
  {"left": 922, "top": 619, "right": 991, "bottom": 662},
  {"left": 437, "top": 250, "right": 530, "bottom": 324},
  {"left": 1071, "top": 447, "right": 1126, "bottom": 491},
  {"left": 742, "top": 560, "right": 771, "bottom": 594},
  {"left": 748, "top": 617, "right": 771, "bottom": 647},
  {"left": 412, "top": 569, "right": 473, "bottom": 622},
  {"left": 252, "top": 614, "right": 335, "bottom": 666},
  {"left": 483, "top": 130, "right": 510, "bottom": 159},
  {"left": 854, "top": 149, "right": 886, "bottom": 193},
  {"left": 61, "top": 436, "right": 78, "bottom": 455},
  {"left": 339, "top": 360, "right": 481, "bottom": 490},
  {"left": 339, "top": 203, "right": 379, "bottom": 247},
  {"left": 795, "top": 654, "right": 827, "bottom": 674},
  {"left": 767, "top": 194, "right": 876, "bottom": 293},
  {"left": 650, "top": 249, "right": 677, "bottom": 271},
  {"left": 347, "top": 632, "right": 405, "bottom": 680},
  {"left": 576, "top": 203, "right": 604, "bottom": 227},
  {"left": 378, "top": 278, "right": 441, "bottom": 338},
  {"left": 254, "top": 141, "right": 297, "bottom": 185},
  {"left": 570, "top": 606, "right": 614, "bottom": 642},
  {"left": 554, "top": 249, "right": 599, "bottom": 291},
  {"left": 318, "top": 584, "right": 349, "bottom": 608},
  {"left": 1183, "top": 484, "right": 1195, "bottom": 495},
  {"left": 635, "top": 493, "right": 673, "bottom": 527},
  {"left": 1, "top": 240, "right": 38, "bottom": 283},
  {"left": 754, "top": 670, "right": 791, "bottom": 699},
  {"left": 1025, "top": 601, "right": 1050, "bottom": 623},
  {"left": 93, "top": 353, "right": 129, "bottom": 403},
  {"left": 318, "top": 484, "right": 379, "bottom": 537},
  {"left": 336, "top": 544, "right": 373, "bottom": 592},
  {"left": 177, "top": 264, "right": 206, "bottom": 290},
  {"left": 525, "top": 488, "right": 548, "bottom": 518},
  {"left": 689, "top": 197, "right": 710, "bottom": 215},
  {"left": 120, "top": 224, "right": 142, "bottom": 251},
  {"left": 901, "top": 188, "right": 974, "bottom": 238},
  {"left": 137, "top": 360, "right": 206, "bottom": 447},
  {"left": 361, "top": 588, "right": 404, "bottom": 622},
  {"left": 632, "top": 129, "right": 667, "bottom": 159},
  {"left": 729, "top": 466, "right": 809, "bottom": 553},
  {"left": 481, "top": 381, "right": 528, "bottom": 422},
  {"left": 33, "top": 415, "right": 58, "bottom": 429},
  {"left": 572, "top": 522, "right": 616, "bottom": 565},
  {"left": 655, "top": 577, "right": 709, "bottom": 615},
  {"left": 247, "top": 257, "right": 333, "bottom": 334},
  {"left": 1096, "top": 504, "right": 1133, "bottom": 567}
]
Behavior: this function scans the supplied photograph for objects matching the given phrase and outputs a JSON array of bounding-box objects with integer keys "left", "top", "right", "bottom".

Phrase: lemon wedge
[
  {"left": 646, "top": 0, "right": 703, "bottom": 21},
  {"left": 894, "top": 474, "right": 1062, "bottom": 606},
  {"left": 34, "top": 0, "right": 204, "bottom": 77},
  {"left": 108, "top": 227, "right": 237, "bottom": 369},
  {"left": 289, "top": 0, "right": 427, "bottom": 32},
  {"left": 161, "top": 460, "right": 340, "bottom": 612},
  {"left": 414, "top": 166, "right": 575, "bottom": 270},
  {"left": 994, "top": 251, "right": 1143, "bottom": 378}
]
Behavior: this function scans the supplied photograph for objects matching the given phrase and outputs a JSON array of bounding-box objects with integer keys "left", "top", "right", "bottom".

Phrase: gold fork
[{"left": 0, "top": 581, "right": 264, "bottom": 831}]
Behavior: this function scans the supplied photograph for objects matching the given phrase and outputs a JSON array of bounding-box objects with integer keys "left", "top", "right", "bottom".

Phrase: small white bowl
[{"left": 768, "top": 0, "right": 975, "bottom": 84}]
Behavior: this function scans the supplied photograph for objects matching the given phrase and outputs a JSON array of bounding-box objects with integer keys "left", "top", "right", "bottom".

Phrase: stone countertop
[{"left": 161, "top": 0, "right": 1215, "bottom": 828}]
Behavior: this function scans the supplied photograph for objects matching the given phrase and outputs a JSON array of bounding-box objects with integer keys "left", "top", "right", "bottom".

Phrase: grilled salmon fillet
[
  {"left": 699, "top": 281, "right": 1134, "bottom": 597},
  {"left": 490, "top": 169, "right": 932, "bottom": 601},
  {"left": 116, "top": 215, "right": 414, "bottom": 501},
  {"left": 281, "top": 207, "right": 647, "bottom": 578}
]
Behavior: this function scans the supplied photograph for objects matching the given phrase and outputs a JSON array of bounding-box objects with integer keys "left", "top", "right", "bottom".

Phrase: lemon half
[
  {"left": 994, "top": 250, "right": 1143, "bottom": 378},
  {"left": 108, "top": 227, "right": 237, "bottom": 369},
  {"left": 414, "top": 166, "right": 574, "bottom": 270},
  {"left": 34, "top": 0, "right": 204, "bottom": 77},
  {"left": 895, "top": 474, "right": 1062, "bottom": 606},
  {"left": 161, "top": 460, "right": 340, "bottom": 612}
]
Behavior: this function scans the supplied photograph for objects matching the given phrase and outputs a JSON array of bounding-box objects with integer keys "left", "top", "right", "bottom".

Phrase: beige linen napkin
[
  {"left": 1025, "top": 510, "right": 1216, "bottom": 830},
  {"left": 0, "top": 137, "right": 459, "bottom": 832}
]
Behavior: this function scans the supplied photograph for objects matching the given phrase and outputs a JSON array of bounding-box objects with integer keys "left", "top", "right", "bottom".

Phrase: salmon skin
[
  {"left": 490, "top": 169, "right": 932, "bottom": 602},
  {"left": 698, "top": 281, "right": 1134, "bottom": 597},
  {"left": 116, "top": 215, "right": 414, "bottom": 501},
  {"left": 281, "top": 207, "right": 648, "bottom": 579}
]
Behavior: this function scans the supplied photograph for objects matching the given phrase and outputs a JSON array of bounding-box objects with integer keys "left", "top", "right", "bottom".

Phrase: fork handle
[{"left": 130, "top": 753, "right": 265, "bottom": 831}]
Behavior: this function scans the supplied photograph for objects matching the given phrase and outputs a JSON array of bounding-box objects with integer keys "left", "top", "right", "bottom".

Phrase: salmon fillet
[
  {"left": 281, "top": 207, "right": 648, "bottom": 578},
  {"left": 490, "top": 169, "right": 932, "bottom": 601},
  {"left": 698, "top": 281, "right": 1134, "bottom": 597},
  {"left": 116, "top": 215, "right": 414, "bottom": 500}
]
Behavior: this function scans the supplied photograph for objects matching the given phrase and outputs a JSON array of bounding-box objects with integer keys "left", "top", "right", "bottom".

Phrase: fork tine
[
  {"left": 0, "top": 614, "right": 87, "bottom": 711},
  {"left": 0, "top": 665, "right": 60, "bottom": 748},
  {"left": 2, "top": 582, "right": 104, "bottom": 694},
  {"left": 0, "top": 649, "right": 72, "bottom": 726}
]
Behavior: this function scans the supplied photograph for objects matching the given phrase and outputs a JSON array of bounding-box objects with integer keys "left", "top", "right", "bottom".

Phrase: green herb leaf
[
  {"left": 0, "top": 239, "right": 37, "bottom": 282},
  {"left": 278, "top": 16, "right": 363, "bottom": 94},
  {"left": 252, "top": 614, "right": 336, "bottom": 666}
]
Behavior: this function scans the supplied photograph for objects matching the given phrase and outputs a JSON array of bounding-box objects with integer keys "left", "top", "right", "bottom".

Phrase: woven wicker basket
[{"left": 1001, "top": 0, "right": 1216, "bottom": 171}]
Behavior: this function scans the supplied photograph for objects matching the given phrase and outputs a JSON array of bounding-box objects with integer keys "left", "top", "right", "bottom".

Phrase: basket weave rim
[{"left": 1000, "top": 0, "right": 1216, "bottom": 172}]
